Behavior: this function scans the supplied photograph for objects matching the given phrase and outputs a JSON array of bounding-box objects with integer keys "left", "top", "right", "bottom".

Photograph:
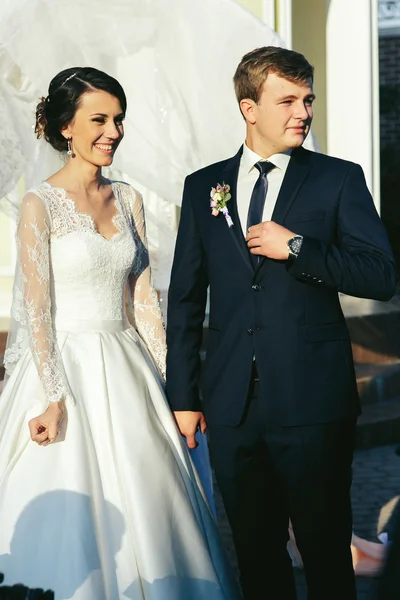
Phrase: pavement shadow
[{"left": 123, "top": 575, "right": 236, "bottom": 599}]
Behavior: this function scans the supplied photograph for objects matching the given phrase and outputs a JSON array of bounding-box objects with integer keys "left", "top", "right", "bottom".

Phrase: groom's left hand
[
  {"left": 246, "top": 221, "right": 295, "bottom": 260},
  {"left": 174, "top": 411, "right": 207, "bottom": 449}
]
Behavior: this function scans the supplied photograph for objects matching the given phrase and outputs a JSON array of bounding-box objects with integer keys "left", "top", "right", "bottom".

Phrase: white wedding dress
[{"left": 0, "top": 181, "right": 240, "bottom": 600}]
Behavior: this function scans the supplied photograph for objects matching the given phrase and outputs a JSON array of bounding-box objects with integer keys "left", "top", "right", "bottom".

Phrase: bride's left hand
[{"left": 28, "top": 401, "right": 65, "bottom": 446}]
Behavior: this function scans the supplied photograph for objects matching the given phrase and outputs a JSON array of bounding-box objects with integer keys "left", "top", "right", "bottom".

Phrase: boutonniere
[{"left": 210, "top": 183, "right": 233, "bottom": 228}]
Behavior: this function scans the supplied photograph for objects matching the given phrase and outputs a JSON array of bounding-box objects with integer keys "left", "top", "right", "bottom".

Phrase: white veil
[{"left": 0, "top": 0, "right": 317, "bottom": 289}]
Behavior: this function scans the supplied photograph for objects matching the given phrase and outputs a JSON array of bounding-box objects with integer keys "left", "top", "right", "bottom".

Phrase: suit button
[
  {"left": 246, "top": 328, "right": 253, "bottom": 335},
  {"left": 252, "top": 284, "right": 262, "bottom": 291}
]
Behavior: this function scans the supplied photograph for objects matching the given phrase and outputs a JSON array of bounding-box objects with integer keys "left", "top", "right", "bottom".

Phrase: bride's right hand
[{"left": 28, "top": 401, "right": 65, "bottom": 446}]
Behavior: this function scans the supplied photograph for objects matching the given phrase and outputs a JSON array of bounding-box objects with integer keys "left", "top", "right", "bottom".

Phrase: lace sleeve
[
  {"left": 127, "top": 188, "right": 167, "bottom": 382},
  {"left": 17, "top": 192, "right": 69, "bottom": 404}
]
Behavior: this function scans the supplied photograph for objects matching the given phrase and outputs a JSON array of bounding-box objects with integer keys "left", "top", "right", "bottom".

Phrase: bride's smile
[{"left": 94, "top": 143, "right": 115, "bottom": 154}]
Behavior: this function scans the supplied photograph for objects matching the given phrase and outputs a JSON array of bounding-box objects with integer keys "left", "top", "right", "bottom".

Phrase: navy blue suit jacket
[{"left": 166, "top": 146, "right": 397, "bottom": 427}]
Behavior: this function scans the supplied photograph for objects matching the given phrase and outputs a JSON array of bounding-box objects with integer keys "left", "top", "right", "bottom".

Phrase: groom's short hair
[{"left": 233, "top": 46, "right": 314, "bottom": 105}]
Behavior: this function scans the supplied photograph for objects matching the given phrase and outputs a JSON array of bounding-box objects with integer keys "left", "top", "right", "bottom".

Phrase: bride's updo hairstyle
[{"left": 35, "top": 67, "right": 127, "bottom": 153}]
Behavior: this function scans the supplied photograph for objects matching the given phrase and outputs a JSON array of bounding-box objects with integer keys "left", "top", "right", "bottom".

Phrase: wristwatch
[{"left": 287, "top": 234, "right": 303, "bottom": 259}]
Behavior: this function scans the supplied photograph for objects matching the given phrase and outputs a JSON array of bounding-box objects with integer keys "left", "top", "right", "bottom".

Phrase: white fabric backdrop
[{"left": 0, "top": 0, "right": 317, "bottom": 289}]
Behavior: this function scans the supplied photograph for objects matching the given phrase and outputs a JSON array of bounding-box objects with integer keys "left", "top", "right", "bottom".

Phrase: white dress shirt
[{"left": 236, "top": 143, "right": 292, "bottom": 236}]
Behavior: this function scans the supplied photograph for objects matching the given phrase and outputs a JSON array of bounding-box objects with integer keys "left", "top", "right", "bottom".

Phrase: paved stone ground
[{"left": 215, "top": 444, "right": 400, "bottom": 599}]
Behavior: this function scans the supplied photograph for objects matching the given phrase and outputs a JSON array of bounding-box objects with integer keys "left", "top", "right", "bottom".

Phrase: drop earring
[{"left": 67, "top": 138, "right": 75, "bottom": 158}]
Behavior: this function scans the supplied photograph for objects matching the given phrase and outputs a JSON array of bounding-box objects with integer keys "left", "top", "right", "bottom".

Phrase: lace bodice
[{"left": 4, "top": 181, "right": 166, "bottom": 404}]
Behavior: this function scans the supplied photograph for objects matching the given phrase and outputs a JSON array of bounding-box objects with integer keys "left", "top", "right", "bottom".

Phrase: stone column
[{"left": 326, "top": 0, "right": 380, "bottom": 209}]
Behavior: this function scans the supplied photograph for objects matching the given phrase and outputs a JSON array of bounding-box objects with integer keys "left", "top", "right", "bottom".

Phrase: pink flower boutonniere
[{"left": 210, "top": 183, "right": 233, "bottom": 228}]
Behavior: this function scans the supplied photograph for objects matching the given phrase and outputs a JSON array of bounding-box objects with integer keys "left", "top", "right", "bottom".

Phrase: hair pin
[{"left": 61, "top": 71, "right": 78, "bottom": 87}]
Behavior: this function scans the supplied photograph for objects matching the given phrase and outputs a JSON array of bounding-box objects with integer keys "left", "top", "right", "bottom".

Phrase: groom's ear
[{"left": 240, "top": 98, "right": 257, "bottom": 125}]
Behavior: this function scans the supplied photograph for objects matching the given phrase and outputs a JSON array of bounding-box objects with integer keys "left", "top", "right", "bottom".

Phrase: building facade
[{"left": 378, "top": 0, "right": 400, "bottom": 263}]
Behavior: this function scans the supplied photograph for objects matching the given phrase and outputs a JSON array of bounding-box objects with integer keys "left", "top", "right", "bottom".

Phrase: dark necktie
[{"left": 247, "top": 161, "right": 275, "bottom": 268}]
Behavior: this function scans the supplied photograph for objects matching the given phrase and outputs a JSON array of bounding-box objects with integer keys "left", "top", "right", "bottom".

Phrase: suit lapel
[
  {"left": 271, "top": 146, "right": 312, "bottom": 225},
  {"left": 255, "top": 146, "right": 313, "bottom": 275},
  {"left": 221, "top": 147, "right": 254, "bottom": 273},
  {"left": 218, "top": 146, "right": 313, "bottom": 275}
]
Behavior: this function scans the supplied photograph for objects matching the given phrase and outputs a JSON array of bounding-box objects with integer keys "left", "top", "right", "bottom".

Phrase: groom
[{"left": 166, "top": 47, "right": 397, "bottom": 599}]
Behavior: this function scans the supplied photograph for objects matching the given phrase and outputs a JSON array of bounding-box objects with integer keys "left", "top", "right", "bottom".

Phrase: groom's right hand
[{"left": 173, "top": 411, "right": 207, "bottom": 449}]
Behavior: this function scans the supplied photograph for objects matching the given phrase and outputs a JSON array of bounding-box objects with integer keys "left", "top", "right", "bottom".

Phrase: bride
[{"left": 0, "top": 66, "right": 240, "bottom": 600}]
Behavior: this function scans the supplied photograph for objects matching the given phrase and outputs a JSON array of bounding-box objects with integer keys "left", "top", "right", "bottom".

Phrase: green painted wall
[
  {"left": 0, "top": 210, "right": 14, "bottom": 327},
  {"left": 0, "top": 213, "right": 11, "bottom": 267},
  {"left": 0, "top": 278, "right": 13, "bottom": 293},
  {"left": 235, "top": 0, "right": 264, "bottom": 20},
  {"left": 292, "top": 0, "right": 328, "bottom": 153}
]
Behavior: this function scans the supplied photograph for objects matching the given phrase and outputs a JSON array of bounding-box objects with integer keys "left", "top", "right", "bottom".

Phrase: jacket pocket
[{"left": 302, "top": 323, "right": 350, "bottom": 342}]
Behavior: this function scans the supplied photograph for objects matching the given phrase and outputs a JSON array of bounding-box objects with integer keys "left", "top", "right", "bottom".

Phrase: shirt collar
[{"left": 241, "top": 142, "right": 292, "bottom": 174}]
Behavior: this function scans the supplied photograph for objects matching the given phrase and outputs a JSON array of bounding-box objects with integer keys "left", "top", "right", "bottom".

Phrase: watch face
[{"left": 289, "top": 236, "right": 303, "bottom": 255}]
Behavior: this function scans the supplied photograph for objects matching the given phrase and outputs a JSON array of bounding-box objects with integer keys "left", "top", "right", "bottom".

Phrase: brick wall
[
  {"left": 379, "top": 36, "right": 400, "bottom": 265},
  {"left": 379, "top": 36, "right": 400, "bottom": 149}
]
